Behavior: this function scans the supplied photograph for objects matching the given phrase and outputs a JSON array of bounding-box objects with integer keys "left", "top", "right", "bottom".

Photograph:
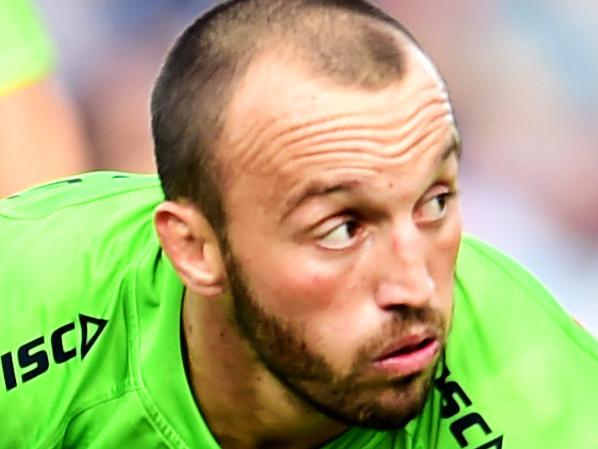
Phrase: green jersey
[
  {"left": 0, "top": 0, "right": 54, "bottom": 95},
  {"left": 1, "top": 172, "right": 596, "bottom": 448}
]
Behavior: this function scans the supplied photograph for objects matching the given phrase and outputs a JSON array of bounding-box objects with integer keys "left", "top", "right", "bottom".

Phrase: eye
[
  {"left": 415, "top": 189, "right": 456, "bottom": 224},
  {"left": 317, "top": 218, "right": 361, "bottom": 250}
]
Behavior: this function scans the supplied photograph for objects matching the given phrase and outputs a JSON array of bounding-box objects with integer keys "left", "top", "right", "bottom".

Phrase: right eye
[{"left": 317, "top": 218, "right": 361, "bottom": 250}]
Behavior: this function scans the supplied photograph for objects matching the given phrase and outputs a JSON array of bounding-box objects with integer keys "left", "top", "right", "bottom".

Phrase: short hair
[{"left": 151, "top": 0, "right": 420, "bottom": 233}]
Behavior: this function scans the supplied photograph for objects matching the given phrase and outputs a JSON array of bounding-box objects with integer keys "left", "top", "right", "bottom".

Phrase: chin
[
  {"left": 365, "top": 374, "right": 432, "bottom": 429},
  {"left": 353, "top": 371, "right": 433, "bottom": 430},
  {"left": 302, "top": 367, "right": 435, "bottom": 431}
]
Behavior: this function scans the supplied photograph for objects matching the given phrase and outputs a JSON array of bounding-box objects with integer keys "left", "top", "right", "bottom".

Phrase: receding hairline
[
  {"left": 216, "top": 33, "right": 442, "bottom": 138},
  {"left": 210, "top": 19, "right": 420, "bottom": 175}
]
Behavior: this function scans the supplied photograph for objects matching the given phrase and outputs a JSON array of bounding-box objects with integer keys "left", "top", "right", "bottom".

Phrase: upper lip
[{"left": 374, "top": 329, "right": 438, "bottom": 362}]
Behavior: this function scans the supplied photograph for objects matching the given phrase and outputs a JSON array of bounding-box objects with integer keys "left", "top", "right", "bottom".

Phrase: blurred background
[{"left": 2, "top": 0, "right": 596, "bottom": 334}]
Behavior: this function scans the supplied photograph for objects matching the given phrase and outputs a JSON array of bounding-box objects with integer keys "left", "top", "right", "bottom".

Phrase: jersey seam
[
  {"left": 126, "top": 246, "right": 192, "bottom": 449},
  {"left": 0, "top": 175, "right": 161, "bottom": 221},
  {"left": 34, "top": 380, "right": 139, "bottom": 449}
]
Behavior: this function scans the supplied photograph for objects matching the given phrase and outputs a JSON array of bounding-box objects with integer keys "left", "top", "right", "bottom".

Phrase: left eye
[
  {"left": 416, "top": 191, "right": 454, "bottom": 223},
  {"left": 317, "top": 219, "right": 360, "bottom": 250}
]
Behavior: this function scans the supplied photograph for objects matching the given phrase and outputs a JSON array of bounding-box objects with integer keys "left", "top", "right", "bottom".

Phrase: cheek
[
  {"left": 226, "top": 209, "right": 359, "bottom": 320},
  {"left": 444, "top": 207, "right": 463, "bottom": 265},
  {"left": 251, "top": 252, "right": 351, "bottom": 317},
  {"left": 429, "top": 211, "right": 462, "bottom": 311},
  {"left": 240, "top": 248, "right": 371, "bottom": 357},
  {"left": 436, "top": 214, "right": 462, "bottom": 263}
]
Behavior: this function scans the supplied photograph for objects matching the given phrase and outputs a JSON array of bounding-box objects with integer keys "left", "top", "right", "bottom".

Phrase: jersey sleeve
[{"left": 0, "top": 0, "right": 55, "bottom": 95}]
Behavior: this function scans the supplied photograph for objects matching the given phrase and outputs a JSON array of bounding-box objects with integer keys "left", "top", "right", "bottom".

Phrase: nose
[{"left": 374, "top": 223, "right": 435, "bottom": 310}]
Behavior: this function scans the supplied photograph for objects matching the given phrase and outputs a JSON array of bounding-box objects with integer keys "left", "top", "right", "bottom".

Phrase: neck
[{"left": 182, "top": 290, "right": 347, "bottom": 449}]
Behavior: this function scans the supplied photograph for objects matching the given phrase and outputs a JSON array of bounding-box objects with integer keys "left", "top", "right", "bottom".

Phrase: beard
[{"left": 224, "top": 250, "right": 448, "bottom": 430}]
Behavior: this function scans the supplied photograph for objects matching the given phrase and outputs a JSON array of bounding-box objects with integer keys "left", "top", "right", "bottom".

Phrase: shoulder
[
  {"left": 1, "top": 171, "right": 161, "bottom": 216},
  {"left": 441, "top": 234, "right": 598, "bottom": 449},
  {"left": 455, "top": 235, "right": 595, "bottom": 351},
  {"left": 0, "top": 172, "right": 163, "bottom": 306},
  {"left": 456, "top": 234, "right": 553, "bottom": 294},
  {"left": 0, "top": 172, "right": 164, "bottom": 447},
  {"left": 0, "top": 171, "right": 162, "bottom": 253}
]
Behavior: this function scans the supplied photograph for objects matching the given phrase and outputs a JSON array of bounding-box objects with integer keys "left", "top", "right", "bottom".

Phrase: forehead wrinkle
[
  {"left": 273, "top": 92, "right": 449, "bottom": 158},
  {"left": 304, "top": 102, "right": 447, "bottom": 160},
  {"left": 223, "top": 113, "right": 281, "bottom": 178},
  {"left": 279, "top": 119, "right": 450, "bottom": 178},
  {"left": 273, "top": 102, "right": 453, "bottom": 178},
  {"left": 223, "top": 103, "right": 363, "bottom": 179},
  {"left": 222, "top": 47, "right": 452, "bottom": 180},
  {"left": 259, "top": 91, "right": 451, "bottom": 177}
]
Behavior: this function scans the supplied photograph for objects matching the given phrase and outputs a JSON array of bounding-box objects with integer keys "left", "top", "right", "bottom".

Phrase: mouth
[{"left": 373, "top": 333, "right": 440, "bottom": 377}]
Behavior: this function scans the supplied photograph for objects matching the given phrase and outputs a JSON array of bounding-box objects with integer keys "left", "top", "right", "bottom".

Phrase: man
[{"left": 0, "top": 1, "right": 596, "bottom": 448}]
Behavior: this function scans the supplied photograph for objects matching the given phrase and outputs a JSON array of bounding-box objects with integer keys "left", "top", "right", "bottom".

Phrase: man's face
[{"left": 218, "top": 45, "right": 461, "bottom": 429}]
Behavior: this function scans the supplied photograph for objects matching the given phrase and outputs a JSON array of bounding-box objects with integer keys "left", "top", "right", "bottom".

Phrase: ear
[{"left": 154, "top": 201, "right": 226, "bottom": 298}]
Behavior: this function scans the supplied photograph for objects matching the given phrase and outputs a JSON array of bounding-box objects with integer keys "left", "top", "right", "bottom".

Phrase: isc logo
[
  {"left": 1, "top": 314, "right": 107, "bottom": 392},
  {"left": 434, "top": 359, "right": 504, "bottom": 449}
]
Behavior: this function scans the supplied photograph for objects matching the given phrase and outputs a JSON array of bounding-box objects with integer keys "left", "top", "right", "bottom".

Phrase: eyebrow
[
  {"left": 282, "top": 180, "right": 360, "bottom": 219},
  {"left": 282, "top": 137, "right": 461, "bottom": 220},
  {"left": 438, "top": 135, "right": 461, "bottom": 164}
]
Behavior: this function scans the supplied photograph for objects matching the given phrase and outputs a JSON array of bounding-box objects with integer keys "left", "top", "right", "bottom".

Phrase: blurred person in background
[
  {"left": 35, "top": 0, "right": 212, "bottom": 174},
  {"left": 0, "top": 0, "right": 90, "bottom": 197}
]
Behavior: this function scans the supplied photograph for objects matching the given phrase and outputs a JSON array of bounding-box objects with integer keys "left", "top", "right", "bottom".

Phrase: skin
[
  {"left": 0, "top": 78, "right": 90, "bottom": 197},
  {"left": 156, "top": 41, "right": 462, "bottom": 449}
]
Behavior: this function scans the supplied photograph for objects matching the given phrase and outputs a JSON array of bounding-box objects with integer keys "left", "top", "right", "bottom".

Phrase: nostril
[{"left": 375, "top": 278, "right": 434, "bottom": 309}]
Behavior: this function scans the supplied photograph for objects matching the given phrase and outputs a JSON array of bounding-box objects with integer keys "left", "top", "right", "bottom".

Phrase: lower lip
[{"left": 374, "top": 339, "right": 440, "bottom": 376}]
